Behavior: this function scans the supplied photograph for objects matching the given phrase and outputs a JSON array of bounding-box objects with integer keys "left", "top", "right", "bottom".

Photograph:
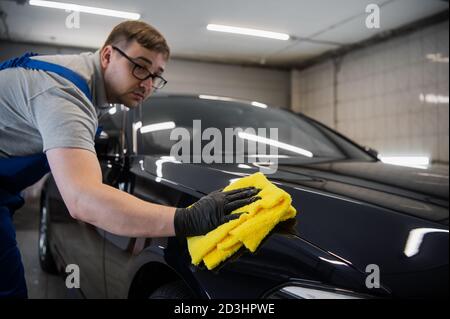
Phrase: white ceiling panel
[
  {"left": 313, "top": 0, "right": 448, "bottom": 44},
  {"left": 0, "top": 0, "right": 448, "bottom": 67}
]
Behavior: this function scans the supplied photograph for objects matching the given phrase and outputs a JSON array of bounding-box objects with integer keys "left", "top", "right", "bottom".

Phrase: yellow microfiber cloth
[{"left": 187, "top": 172, "right": 298, "bottom": 270}]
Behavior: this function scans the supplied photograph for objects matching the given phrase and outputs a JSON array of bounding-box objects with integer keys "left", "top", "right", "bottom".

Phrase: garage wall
[
  {"left": 0, "top": 41, "right": 290, "bottom": 108},
  {"left": 162, "top": 59, "right": 290, "bottom": 108},
  {"left": 291, "top": 20, "right": 449, "bottom": 164}
]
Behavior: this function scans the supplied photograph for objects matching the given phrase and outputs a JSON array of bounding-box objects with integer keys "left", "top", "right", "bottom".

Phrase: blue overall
[{"left": 0, "top": 52, "right": 93, "bottom": 298}]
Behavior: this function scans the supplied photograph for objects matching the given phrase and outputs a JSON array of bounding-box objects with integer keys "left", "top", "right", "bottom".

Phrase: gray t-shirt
[{"left": 0, "top": 50, "right": 109, "bottom": 158}]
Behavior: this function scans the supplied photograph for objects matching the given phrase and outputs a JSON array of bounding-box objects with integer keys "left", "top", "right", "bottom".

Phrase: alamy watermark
[
  {"left": 65, "top": 10, "right": 80, "bottom": 29},
  {"left": 365, "top": 4, "right": 380, "bottom": 29},
  {"left": 65, "top": 264, "right": 80, "bottom": 289},
  {"left": 365, "top": 264, "right": 380, "bottom": 289},
  {"left": 167, "top": 120, "right": 280, "bottom": 174}
]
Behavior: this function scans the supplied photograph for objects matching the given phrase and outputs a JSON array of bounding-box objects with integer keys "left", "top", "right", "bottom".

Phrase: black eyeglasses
[{"left": 112, "top": 46, "right": 167, "bottom": 90}]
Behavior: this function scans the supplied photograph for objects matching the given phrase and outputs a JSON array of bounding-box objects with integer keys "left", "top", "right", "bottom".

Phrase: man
[{"left": 0, "top": 20, "right": 260, "bottom": 298}]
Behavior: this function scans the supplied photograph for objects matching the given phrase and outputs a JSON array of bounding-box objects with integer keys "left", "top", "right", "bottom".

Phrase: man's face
[{"left": 101, "top": 40, "right": 167, "bottom": 108}]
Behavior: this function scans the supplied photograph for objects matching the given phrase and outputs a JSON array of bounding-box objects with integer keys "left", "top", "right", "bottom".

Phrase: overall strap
[
  {"left": 0, "top": 52, "right": 93, "bottom": 102},
  {"left": 0, "top": 52, "right": 98, "bottom": 196}
]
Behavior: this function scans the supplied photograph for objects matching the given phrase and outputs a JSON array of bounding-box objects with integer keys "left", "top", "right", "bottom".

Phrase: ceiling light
[
  {"left": 108, "top": 107, "right": 117, "bottom": 115},
  {"left": 404, "top": 228, "right": 449, "bottom": 257},
  {"left": 378, "top": 156, "right": 430, "bottom": 169},
  {"left": 140, "top": 121, "right": 176, "bottom": 134},
  {"left": 199, "top": 95, "right": 269, "bottom": 108},
  {"left": 251, "top": 101, "right": 268, "bottom": 108},
  {"left": 199, "top": 94, "right": 235, "bottom": 102},
  {"left": 419, "top": 93, "right": 449, "bottom": 105},
  {"left": 29, "top": 0, "right": 140, "bottom": 20},
  {"left": 207, "top": 24, "right": 289, "bottom": 40},
  {"left": 426, "top": 53, "right": 449, "bottom": 63},
  {"left": 238, "top": 132, "right": 313, "bottom": 157}
]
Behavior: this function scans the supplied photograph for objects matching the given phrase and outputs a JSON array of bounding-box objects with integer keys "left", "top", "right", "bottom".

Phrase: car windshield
[{"left": 137, "top": 96, "right": 374, "bottom": 163}]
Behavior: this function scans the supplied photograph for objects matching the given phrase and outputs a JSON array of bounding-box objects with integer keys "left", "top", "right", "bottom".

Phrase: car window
[{"left": 137, "top": 96, "right": 373, "bottom": 163}]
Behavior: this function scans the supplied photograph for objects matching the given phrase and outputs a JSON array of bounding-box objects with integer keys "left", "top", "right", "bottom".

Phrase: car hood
[
  {"left": 136, "top": 156, "right": 449, "bottom": 297},
  {"left": 273, "top": 160, "right": 449, "bottom": 223},
  {"left": 139, "top": 157, "right": 448, "bottom": 223},
  {"left": 283, "top": 160, "right": 448, "bottom": 201}
]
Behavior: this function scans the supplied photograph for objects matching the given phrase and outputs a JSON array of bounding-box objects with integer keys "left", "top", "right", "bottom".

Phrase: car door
[
  {"left": 60, "top": 105, "right": 127, "bottom": 298},
  {"left": 46, "top": 121, "right": 115, "bottom": 298},
  {"left": 103, "top": 101, "right": 192, "bottom": 298},
  {"left": 99, "top": 105, "right": 139, "bottom": 298}
]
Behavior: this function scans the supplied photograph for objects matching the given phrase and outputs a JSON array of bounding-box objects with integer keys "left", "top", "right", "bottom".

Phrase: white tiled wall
[
  {"left": 292, "top": 21, "right": 449, "bottom": 164},
  {"left": 291, "top": 61, "right": 335, "bottom": 128},
  {"left": 2, "top": 19, "right": 448, "bottom": 164},
  {"left": 162, "top": 59, "right": 290, "bottom": 108}
]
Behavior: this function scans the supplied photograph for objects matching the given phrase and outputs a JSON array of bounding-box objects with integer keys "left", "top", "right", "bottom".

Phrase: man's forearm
[
  {"left": 46, "top": 148, "right": 260, "bottom": 240},
  {"left": 73, "top": 183, "right": 176, "bottom": 237}
]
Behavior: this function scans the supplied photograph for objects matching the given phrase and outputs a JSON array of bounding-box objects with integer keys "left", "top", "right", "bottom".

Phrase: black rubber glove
[{"left": 174, "top": 187, "right": 261, "bottom": 237}]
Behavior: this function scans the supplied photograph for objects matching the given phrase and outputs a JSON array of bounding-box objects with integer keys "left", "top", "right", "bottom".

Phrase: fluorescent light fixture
[
  {"left": 29, "top": 0, "right": 140, "bottom": 20},
  {"left": 132, "top": 121, "right": 142, "bottom": 153},
  {"left": 99, "top": 131, "right": 109, "bottom": 138},
  {"left": 419, "top": 93, "right": 449, "bottom": 105},
  {"left": 108, "top": 106, "right": 117, "bottom": 115},
  {"left": 199, "top": 95, "right": 268, "bottom": 108},
  {"left": 155, "top": 156, "right": 180, "bottom": 182},
  {"left": 318, "top": 257, "right": 348, "bottom": 266},
  {"left": 133, "top": 121, "right": 142, "bottom": 130},
  {"left": 140, "top": 121, "right": 175, "bottom": 134},
  {"left": 207, "top": 24, "right": 289, "bottom": 40},
  {"left": 378, "top": 156, "right": 430, "bottom": 169},
  {"left": 238, "top": 132, "right": 313, "bottom": 158},
  {"left": 247, "top": 154, "right": 289, "bottom": 158},
  {"left": 426, "top": 53, "right": 449, "bottom": 63},
  {"left": 199, "top": 94, "right": 235, "bottom": 102},
  {"left": 280, "top": 286, "right": 362, "bottom": 299},
  {"left": 404, "top": 228, "right": 449, "bottom": 257},
  {"left": 251, "top": 101, "right": 268, "bottom": 108}
]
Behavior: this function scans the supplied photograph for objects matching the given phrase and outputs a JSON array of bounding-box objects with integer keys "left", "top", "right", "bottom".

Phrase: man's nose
[{"left": 140, "top": 77, "right": 153, "bottom": 92}]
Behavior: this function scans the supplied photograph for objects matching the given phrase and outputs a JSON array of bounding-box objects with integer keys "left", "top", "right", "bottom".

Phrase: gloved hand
[{"left": 174, "top": 187, "right": 261, "bottom": 237}]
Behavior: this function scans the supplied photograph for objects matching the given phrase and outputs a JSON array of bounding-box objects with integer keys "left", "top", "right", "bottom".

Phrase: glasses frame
[{"left": 112, "top": 46, "right": 167, "bottom": 90}]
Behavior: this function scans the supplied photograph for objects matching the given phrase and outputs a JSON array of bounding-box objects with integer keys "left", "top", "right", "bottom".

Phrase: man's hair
[{"left": 103, "top": 20, "right": 170, "bottom": 59}]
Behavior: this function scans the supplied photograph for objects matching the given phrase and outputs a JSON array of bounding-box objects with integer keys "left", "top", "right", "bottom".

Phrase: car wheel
[
  {"left": 148, "top": 280, "right": 194, "bottom": 299},
  {"left": 38, "top": 199, "right": 58, "bottom": 274}
]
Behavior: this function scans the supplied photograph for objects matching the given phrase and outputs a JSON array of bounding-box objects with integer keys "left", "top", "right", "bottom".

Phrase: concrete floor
[{"left": 13, "top": 195, "right": 78, "bottom": 299}]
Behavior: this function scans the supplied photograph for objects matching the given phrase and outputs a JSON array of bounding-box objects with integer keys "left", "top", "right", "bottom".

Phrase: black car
[{"left": 38, "top": 94, "right": 449, "bottom": 299}]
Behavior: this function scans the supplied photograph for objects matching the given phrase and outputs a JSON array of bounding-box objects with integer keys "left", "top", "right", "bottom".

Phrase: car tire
[
  {"left": 38, "top": 197, "right": 58, "bottom": 274},
  {"left": 148, "top": 280, "right": 194, "bottom": 299}
]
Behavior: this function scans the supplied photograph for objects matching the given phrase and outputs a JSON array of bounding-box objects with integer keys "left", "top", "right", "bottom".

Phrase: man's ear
[{"left": 100, "top": 45, "right": 113, "bottom": 69}]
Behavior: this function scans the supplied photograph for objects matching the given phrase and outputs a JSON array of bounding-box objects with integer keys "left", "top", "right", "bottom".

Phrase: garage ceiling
[{"left": 0, "top": 0, "right": 448, "bottom": 67}]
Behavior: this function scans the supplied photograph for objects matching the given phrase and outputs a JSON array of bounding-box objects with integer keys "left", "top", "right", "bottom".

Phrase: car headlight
[{"left": 266, "top": 283, "right": 373, "bottom": 299}]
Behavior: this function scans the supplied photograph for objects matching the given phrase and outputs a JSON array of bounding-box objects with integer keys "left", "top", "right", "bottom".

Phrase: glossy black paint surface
[{"left": 42, "top": 95, "right": 448, "bottom": 299}]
